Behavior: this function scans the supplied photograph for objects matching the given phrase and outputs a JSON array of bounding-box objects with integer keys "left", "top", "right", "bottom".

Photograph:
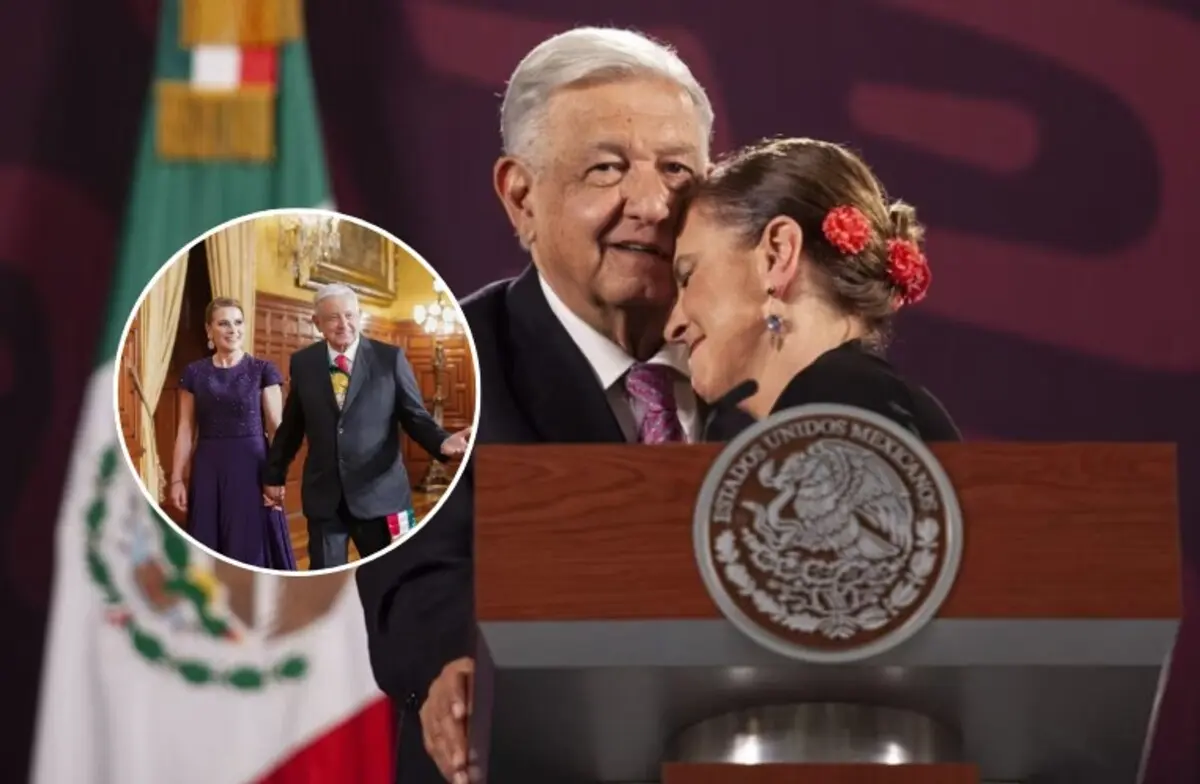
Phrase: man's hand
[
  {"left": 440, "top": 427, "right": 472, "bottom": 458},
  {"left": 263, "top": 485, "right": 285, "bottom": 507},
  {"left": 420, "top": 657, "right": 475, "bottom": 783}
]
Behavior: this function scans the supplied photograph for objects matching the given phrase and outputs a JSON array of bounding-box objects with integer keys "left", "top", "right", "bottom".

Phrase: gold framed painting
[{"left": 294, "top": 219, "right": 397, "bottom": 305}]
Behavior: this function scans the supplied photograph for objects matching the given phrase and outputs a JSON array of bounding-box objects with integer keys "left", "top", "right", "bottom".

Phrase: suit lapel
[
  {"left": 341, "top": 338, "right": 373, "bottom": 414},
  {"left": 504, "top": 266, "right": 625, "bottom": 443}
]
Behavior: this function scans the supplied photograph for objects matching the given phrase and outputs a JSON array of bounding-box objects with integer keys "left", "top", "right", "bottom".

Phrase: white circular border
[
  {"left": 693, "top": 402, "right": 964, "bottom": 664},
  {"left": 110, "top": 207, "right": 484, "bottom": 578}
]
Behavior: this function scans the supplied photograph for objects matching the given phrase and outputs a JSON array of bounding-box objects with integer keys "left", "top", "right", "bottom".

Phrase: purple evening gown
[{"left": 180, "top": 355, "right": 297, "bottom": 570}]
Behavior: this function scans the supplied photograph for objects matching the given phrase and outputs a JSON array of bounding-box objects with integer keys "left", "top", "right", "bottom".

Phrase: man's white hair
[
  {"left": 313, "top": 282, "right": 359, "bottom": 309},
  {"left": 500, "top": 27, "right": 714, "bottom": 162}
]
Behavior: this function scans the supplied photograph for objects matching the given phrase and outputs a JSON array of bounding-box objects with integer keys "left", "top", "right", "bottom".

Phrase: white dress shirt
[
  {"left": 539, "top": 275, "right": 699, "bottom": 443},
  {"left": 327, "top": 338, "right": 360, "bottom": 367}
]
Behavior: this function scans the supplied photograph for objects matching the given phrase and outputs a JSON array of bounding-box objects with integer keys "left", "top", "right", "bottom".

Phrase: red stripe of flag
[
  {"left": 254, "top": 697, "right": 395, "bottom": 784},
  {"left": 240, "top": 48, "right": 278, "bottom": 87}
]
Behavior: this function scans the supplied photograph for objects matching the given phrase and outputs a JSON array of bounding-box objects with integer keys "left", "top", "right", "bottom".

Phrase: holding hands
[{"left": 263, "top": 485, "right": 285, "bottom": 508}]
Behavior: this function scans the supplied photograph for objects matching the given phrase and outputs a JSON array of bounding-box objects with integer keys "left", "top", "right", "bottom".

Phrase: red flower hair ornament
[
  {"left": 821, "top": 205, "right": 872, "bottom": 255},
  {"left": 886, "top": 238, "right": 931, "bottom": 307},
  {"left": 820, "top": 203, "right": 932, "bottom": 308}
]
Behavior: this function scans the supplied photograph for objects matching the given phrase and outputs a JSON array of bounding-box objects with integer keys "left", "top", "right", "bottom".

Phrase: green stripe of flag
[
  {"left": 153, "top": 0, "right": 191, "bottom": 82},
  {"left": 33, "top": 7, "right": 333, "bottom": 780},
  {"left": 98, "top": 0, "right": 330, "bottom": 360}
]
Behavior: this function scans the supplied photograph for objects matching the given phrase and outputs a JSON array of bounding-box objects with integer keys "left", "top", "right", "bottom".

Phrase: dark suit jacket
[
  {"left": 354, "top": 266, "right": 750, "bottom": 783},
  {"left": 264, "top": 338, "right": 450, "bottom": 521}
]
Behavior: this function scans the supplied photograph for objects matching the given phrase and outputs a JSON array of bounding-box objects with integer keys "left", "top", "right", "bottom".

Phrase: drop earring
[
  {"left": 206, "top": 338, "right": 214, "bottom": 350},
  {"left": 765, "top": 286, "right": 785, "bottom": 349}
]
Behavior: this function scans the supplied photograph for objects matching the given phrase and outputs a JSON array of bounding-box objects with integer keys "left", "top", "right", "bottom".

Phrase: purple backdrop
[{"left": 1, "top": 0, "right": 1196, "bottom": 779}]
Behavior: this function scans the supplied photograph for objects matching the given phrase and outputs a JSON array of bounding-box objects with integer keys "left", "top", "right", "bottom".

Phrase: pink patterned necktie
[
  {"left": 625, "top": 363, "right": 685, "bottom": 444},
  {"left": 334, "top": 354, "right": 352, "bottom": 374}
]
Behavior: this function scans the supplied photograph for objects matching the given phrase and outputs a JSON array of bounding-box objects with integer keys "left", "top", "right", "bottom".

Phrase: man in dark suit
[
  {"left": 355, "top": 27, "right": 750, "bottom": 783},
  {"left": 264, "top": 282, "right": 471, "bottom": 570}
]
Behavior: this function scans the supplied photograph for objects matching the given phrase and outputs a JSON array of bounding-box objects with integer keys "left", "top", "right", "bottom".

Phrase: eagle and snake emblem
[
  {"left": 85, "top": 453, "right": 348, "bottom": 690},
  {"left": 712, "top": 438, "right": 942, "bottom": 643}
]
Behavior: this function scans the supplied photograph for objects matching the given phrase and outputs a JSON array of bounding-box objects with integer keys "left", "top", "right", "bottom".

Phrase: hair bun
[{"left": 887, "top": 200, "right": 925, "bottom": 245}]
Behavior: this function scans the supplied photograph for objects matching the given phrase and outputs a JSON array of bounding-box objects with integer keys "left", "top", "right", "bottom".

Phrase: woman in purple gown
[{"left": 167, "top": 297, "right": 297, "bottom": 571}]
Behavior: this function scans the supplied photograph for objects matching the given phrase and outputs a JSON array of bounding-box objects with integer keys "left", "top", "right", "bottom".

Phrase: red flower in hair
[
  {"left": 822, "top": 205, "right": 872, "bottom": 255},
  {"left": 886, "top": 239, "right": 931, "bottom": 306}
]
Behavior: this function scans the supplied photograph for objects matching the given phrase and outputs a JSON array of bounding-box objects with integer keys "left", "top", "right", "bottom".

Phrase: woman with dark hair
[
  {"left": 168, "top": 297, "right": 298, "bottom": 570},
  {"left": 666, "top": 137, "right": 960, "bottom": 441}
]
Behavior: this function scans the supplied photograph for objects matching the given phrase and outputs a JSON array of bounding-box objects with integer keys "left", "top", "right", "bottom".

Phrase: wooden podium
[{"left": 472, "top": 442, "right": 1180, "bottom": 783}]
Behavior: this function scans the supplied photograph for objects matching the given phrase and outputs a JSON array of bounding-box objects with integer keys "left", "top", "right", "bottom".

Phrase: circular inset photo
[{"left": 113, "top": 209, "right": 480, "bottom": 575}]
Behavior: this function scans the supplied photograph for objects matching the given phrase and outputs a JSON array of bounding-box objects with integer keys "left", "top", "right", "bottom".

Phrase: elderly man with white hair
[
  {"left": 356, "top": 27, "right": 749, "bottom": 783},
  {"left": 264, "top": 282, "right": 471, "bottom": 570}
]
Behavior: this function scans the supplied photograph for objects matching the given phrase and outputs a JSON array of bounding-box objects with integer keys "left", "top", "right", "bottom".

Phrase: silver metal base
[
  {"left": 478, "top": 618, "right": 1174, "bottom": 783},
  {"left": 667, "top": 704, "right": 962, "bottom": 765}
]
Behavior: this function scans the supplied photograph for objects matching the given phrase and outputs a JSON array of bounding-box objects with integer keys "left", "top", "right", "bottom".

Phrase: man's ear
[{"left": 494, "top": 156, "right": 536, "bottom": 249}]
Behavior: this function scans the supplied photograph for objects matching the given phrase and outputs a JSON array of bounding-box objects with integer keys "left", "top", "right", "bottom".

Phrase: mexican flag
[{"left": 30, "top": 1, "right": 393, "bottom": 782}]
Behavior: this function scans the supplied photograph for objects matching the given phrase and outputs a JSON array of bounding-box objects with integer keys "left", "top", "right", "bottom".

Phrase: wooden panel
[
  {"left": 662, "top": 763, "right": 979, "bottom": 784},
  {"left": 474, "top": 443, "right": 1181, "bottom": 621},
  {"left": 397, "top": 331, "right": 475, "bottom": 483},
  {"left": 253, "top": 292, "right": 317, "bottom": 524}
]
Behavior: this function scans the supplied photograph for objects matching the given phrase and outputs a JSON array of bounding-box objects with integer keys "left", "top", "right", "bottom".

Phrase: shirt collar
[
  {"left": 327, "top": 337, "right": 360, "bottom": 365},
  {"left": 538, "top": 273, "right": 689, "bottom": 390}
]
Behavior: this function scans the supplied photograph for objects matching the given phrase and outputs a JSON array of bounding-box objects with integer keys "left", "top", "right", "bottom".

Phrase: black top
[{"left": 771, "top": 339, "right": 961, "bottom": 441}]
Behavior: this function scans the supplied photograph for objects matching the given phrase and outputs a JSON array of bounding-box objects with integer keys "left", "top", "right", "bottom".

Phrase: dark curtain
[{"left": 0, "top": 0, "right": 154, "bottom": 776}]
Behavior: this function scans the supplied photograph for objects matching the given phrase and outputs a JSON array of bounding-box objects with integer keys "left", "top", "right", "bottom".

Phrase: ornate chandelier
[
  {"left": 280, "top": 212, "right": 341, "bottom": 275},
  {"left": 412, "top": 279, "right": 462, "bottom": 337}
]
